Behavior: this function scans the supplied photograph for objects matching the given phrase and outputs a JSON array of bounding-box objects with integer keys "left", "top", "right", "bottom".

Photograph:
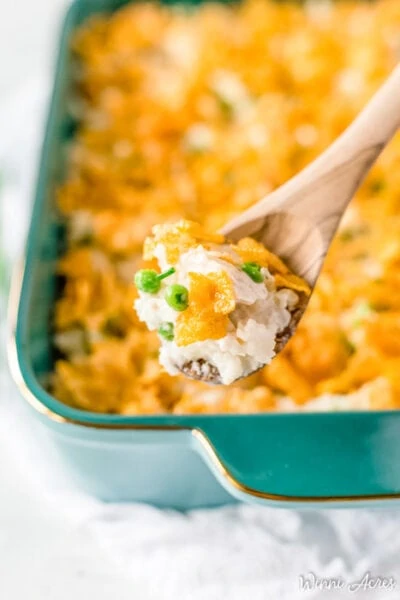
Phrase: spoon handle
[
  {"left": 223, "top": 64, "right": 400, "bottom": 251},
  {"left": 329, "top": 63, "right": 400, "bottom": 163},
  {"left": 295, "top": 62, "right": 400, "bottom": 213}
]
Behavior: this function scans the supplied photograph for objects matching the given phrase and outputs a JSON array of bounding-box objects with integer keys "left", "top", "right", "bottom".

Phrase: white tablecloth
[{"left": 1, "top": 79, "right": 400, "bottom": 600}]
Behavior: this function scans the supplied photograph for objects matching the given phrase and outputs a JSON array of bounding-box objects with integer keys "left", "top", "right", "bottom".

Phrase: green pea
[
  {"left": 158, "top": 322, "right": 174, "bottom": 341},
  {"left": 134, "top": 267, "right": 176, "bottom": 294},
  {"left": 134, "top": 269, "right": 161, "bottom": 293},
  {"left": 241, "top": 262, "right": 264, "bottom": 283},
  {"left": 165, "top": 284, "right": 189, "bottom": 311}
]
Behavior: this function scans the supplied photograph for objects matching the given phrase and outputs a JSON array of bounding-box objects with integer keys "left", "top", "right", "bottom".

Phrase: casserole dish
[{"left": 8, "top": 0, "right": 400, "bottom": 509}]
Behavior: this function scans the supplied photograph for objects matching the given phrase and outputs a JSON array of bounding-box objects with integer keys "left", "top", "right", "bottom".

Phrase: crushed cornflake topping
[
  {"left": 189, "top": 271, "right": 236, "bottom": 315},
  {"left": 274, "top": 272, "right": 311, "bottom": 296},
  {"left": 52, "top": 0, "right": 400, "bottom": 413},
  {"left": 233, "top": 237, "right": 289, "bottom": 274},
  {"left": 175, "top": 271, "right": 236, "bottom": 346},
  {"left": 175, "top": 307, "right": 229, "bottom": 347},
  {"left": 144, "top": 219, "right": 225, "bottom": 264}
]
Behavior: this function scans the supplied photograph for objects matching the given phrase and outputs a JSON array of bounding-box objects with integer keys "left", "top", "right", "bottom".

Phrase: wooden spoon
[{"left": 180, "top": 65, "right": 400, "bottom": 383}]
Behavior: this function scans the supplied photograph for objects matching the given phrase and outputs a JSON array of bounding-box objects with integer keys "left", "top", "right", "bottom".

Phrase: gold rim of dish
[{"left": 7, "top": 260, "right": 400, "bottom": 504}]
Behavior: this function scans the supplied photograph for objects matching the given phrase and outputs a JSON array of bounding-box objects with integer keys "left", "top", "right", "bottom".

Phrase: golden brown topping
[
  {"left": 144, "top": 220, "right": 225, "bottom": 264},
  {"left": 51, "top": 0, "right": 400, "bottom": 413},
  {"left": 188, "top": 271, "right": 235, "bottom": 315},
  {"left": 175, "top": 308, "right": 229, "bottom": 347},
  {"left": 174, "top": 271, "right": 235, "bottom": 346},
  {"left": 274, "top": 272, "right": 311, "bottom": 296},
  {"left": 233, "top": 237, "right": 289, "bottom": 274}
]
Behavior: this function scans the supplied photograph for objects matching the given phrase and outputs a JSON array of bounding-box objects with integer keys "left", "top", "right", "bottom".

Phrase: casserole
[{"left": 8, "top": 0, "right": 400, "bottom": 509}]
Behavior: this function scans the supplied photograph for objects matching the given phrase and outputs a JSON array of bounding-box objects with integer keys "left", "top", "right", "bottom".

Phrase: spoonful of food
[{"left": 134, "top": 65, "right": 400, "bottom": 385}]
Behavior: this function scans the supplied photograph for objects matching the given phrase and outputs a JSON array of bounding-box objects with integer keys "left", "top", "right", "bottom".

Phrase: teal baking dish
[{"left": 8, "top": 0, "right": 400, "bottom": 509}]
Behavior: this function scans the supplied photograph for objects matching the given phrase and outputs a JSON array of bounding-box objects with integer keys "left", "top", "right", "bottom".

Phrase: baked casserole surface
[{"left": 52, "top": 0, "right": 400, "bottom": 414}]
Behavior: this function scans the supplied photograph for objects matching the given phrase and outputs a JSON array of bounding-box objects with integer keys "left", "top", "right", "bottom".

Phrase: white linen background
[{"left": 1, "top": 3, "right": 400, "bottom": 599}]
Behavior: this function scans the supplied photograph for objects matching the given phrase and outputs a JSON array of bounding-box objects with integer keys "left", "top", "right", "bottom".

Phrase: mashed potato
[{"left": 134, "top": 220, "right": 308, "bottom": 383}]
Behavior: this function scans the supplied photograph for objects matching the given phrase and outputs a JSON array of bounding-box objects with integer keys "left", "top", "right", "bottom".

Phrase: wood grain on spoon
[{"left": 182, "top": 65, "right": 400, "bottom": 383}]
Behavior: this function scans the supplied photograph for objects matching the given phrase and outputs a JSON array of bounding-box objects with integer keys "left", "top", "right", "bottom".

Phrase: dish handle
[{"left": 187, "top": 412, "right": 400, "bottom": 507}]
